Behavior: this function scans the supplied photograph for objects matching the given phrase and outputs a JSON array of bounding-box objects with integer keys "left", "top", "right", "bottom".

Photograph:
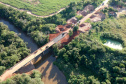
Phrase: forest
[
  {"left": 53, "top": 15, "right": 126, "bottom": 83},
  {"left": 109, "top": 0, "right": 126, "bottom": 7},
  {"left": 0, "top": 22, "right": 30, "bottom": 75}
]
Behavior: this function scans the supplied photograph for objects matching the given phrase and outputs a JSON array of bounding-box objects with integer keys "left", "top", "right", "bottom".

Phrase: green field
[{"left": 0, "top": 0, "right": 81, "bottom": 16}]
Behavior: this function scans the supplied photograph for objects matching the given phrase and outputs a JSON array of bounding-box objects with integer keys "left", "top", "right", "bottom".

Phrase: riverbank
[{"left": 0, "top": 19, "right": 67, "bottom": 84}]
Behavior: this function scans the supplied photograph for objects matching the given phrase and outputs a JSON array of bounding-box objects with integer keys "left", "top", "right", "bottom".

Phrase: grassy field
[{"left": 0, "top": 0, "right": 81, "bottom": 16}]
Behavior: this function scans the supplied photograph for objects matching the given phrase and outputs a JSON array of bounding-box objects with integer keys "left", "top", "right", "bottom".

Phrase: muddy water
[{"left": 0, "top": 19, "right": 67, "bottom": 84}]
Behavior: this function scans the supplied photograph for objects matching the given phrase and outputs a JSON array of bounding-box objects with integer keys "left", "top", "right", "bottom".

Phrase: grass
[{"left": 0, "top": 0, "right": 81, "bottom": 16}]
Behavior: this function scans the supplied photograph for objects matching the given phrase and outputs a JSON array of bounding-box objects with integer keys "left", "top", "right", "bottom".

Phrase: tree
[
  {"left": 2, "top": 71, "right": 44, "bottom": 84},
  {"left": 31, "top": 70, "right": 41, "bottom": 78},
  {"left": 73, "top": 26, "right": 79, "bottom": 32},
  {"left": 69, "top": 30, "right": 73, "bottom": 37},
  {"left": 0, "top": 66, "right": 5, "bottom": 75},
  {"left": 99, "top": 68, "right": 109, "bottom": 80}
]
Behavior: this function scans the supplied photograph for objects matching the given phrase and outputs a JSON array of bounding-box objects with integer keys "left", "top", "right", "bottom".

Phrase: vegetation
[
  {"left": 0, "top": 0, "right": 82, "bottom": 16},
  {"left": 0, "top": 22, "right": 30, "bottom": 75},
  {"left": 1, "top": 70, "right": 44, "bottom": 84},
  {"left": 75, "top": 15, "right": 83, "bottom": 21},
  {"left": 53, "top": 16, "right": 126, "bottom": 83},
  {"left": 109, "top": 0, "right": 126, "bottom": 7},
  {"left": 0, "top": 4, "right": 52, "bottom": 46},
  {"left": 73, "top": 26, "right": 79, "bottom": 32},
  {"left": 0, "top": 0, "right": 104, "bottom": 16}
]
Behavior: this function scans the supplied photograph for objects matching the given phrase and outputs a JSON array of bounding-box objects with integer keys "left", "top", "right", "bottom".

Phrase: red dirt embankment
[
  {"left": 49, "top": 30, "right": 80, "bottom": 48},
  {"left": 59, "top": 31, "right": 80, "bottom": 46}
]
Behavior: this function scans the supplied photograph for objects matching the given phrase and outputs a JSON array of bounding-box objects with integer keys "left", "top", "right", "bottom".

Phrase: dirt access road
[
  {"left": 80, "top": 0, "right": 109, "bottom": 24},
  {"left": 0, "top": 2, "right": 65, "bottom": 18}
]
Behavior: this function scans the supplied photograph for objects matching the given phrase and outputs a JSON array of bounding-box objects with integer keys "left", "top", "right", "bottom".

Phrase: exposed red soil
[
  {"left": 59, "top": 31, "right": 80, "bottom": 48},
  {"left": 49, "top": 25, "right": 71, "bottom": 41},
  {"left": 49, "top": 33, "right": 62, "bottom": 41}
]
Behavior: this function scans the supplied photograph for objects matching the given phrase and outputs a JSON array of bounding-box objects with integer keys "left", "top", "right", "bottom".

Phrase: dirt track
[{"left": 0, "top": 2, "right": 65, "bottom": 18}]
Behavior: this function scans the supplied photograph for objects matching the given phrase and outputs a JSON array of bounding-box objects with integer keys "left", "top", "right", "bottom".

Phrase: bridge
[{"left": 0, "top": 0, "right": 109, "bottom": 81}]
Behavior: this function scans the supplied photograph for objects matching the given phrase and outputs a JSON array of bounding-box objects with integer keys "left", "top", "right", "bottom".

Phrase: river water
[
  {"left": 0, "top": 19, "right": 39, "bottom": 53},
  {"left": 0, "top": 19, "right": 67, "bottom": 84}
]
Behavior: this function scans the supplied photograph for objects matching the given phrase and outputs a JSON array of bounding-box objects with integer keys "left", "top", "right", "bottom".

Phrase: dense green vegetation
[
  {"left": 0, "top": 22, "right": 30, "bottom": 75},
  {"left": 1, "top": 70, "right": 44, "bottom": 84},
  {"left": 109, "top": 0, "right": 126, "bottom": 7},
  {"left": 0, "top": 0, "right": 81, "bottom": 16},
  {"left": 53, "top": 16, "right": 126, "bottom": 83}
]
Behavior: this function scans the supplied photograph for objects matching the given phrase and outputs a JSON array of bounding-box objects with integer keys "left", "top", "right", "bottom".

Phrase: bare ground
[{"left": 35, "top": 55, "right": 67, "bottom": 84}]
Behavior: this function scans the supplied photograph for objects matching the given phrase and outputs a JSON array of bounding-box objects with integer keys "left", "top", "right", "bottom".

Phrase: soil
[
  {"left": 59, "top": 31, "right": 80, "bottom": 48},
  {"left": 90, "top": 12, "right": 105, "bottom": 22},
  {"left": 35, "top": 55, "right": 67, "bottom": 84}
]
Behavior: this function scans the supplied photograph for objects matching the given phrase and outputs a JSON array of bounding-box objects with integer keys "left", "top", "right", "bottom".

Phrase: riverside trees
[
  {"left": 1, "top": 70, "right": 44, "bottom": 84},
  {"left": 0, "top": 22, "right": 30, "bottom": 75}
]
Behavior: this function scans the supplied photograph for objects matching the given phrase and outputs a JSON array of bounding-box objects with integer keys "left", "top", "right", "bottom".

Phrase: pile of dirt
[{"left": 90, "top": 12, "right": 105, "bottom": 22}]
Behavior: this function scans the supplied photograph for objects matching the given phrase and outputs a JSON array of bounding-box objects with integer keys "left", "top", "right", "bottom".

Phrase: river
[
  {"left": 0, "top": 19, "right": 67, "bottom": 84},
  {"left": 0, "top": 19, "right": 39, "bottom": 53}
]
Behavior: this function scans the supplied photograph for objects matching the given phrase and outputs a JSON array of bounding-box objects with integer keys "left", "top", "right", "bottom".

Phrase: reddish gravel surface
[
  {"left": 49, "top": 33, "right": 62, "bottom": 41},
  {"left": 59, "top": 31, "right": 80, "bottom": 48}
]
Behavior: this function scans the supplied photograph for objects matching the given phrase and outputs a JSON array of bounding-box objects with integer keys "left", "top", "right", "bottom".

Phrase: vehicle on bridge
[
  {"left": 46, "top": 46, "right": 49, "bottom": 49},
  {"left": 62, "top": 32, "right": 65, "bottom": 36}
]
